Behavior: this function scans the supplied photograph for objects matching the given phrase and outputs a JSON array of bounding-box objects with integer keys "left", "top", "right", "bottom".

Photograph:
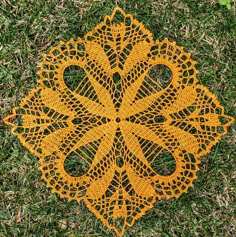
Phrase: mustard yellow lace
[{"left": 4, "top": 7, "right": 234, "bottom": 236}]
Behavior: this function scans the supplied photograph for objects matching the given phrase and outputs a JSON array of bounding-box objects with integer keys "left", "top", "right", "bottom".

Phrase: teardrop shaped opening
[
  {"left": 148, "top": 64, "right": 172, "bottom": 89},
  {"left": 63, "top": 65, "right": 86, "bottom": 91},
  {"left": 64, "top": 151, "right": 90, "bottom": 177},
  {"left": 151, "top": 150, "right": 176, "bottom": 176}
]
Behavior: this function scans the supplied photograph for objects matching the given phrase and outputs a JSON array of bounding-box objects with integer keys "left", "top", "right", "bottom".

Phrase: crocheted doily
[{"left": 4, "top": 7, "right": 234, "bottom": 236}]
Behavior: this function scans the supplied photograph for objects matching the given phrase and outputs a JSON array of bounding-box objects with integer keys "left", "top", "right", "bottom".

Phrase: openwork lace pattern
[{"left": 4, "top": 7, "right": 234, "bottom": 236}]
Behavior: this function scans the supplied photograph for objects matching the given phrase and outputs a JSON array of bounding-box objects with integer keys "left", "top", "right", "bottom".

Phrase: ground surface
[{"left": 0, "top": 0, "right": 235, "bottom": 236}]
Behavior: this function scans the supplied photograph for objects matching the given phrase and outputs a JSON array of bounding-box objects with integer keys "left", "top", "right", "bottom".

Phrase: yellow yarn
[{"left": 3, "top": 7, "right": 234, "bottom": 236}]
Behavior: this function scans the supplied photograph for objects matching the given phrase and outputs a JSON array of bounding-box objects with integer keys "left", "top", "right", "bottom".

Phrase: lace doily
[{"left": 3, "top": 7, "right": 234, "bottom": 236}]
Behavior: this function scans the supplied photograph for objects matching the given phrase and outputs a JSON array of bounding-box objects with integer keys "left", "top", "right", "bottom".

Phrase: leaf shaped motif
[{"left": 3, "top": 7, "right": 234, "bottom": 237}]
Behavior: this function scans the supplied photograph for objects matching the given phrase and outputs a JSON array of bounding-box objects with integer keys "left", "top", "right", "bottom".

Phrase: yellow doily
[{"left": 4, "top": 7, "right": 234, "bottom": 236}]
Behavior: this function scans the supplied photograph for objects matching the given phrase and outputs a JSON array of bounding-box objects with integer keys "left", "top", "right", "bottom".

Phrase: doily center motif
[{"left": 4, "top": 7, "right": 234, "bottom": 236}]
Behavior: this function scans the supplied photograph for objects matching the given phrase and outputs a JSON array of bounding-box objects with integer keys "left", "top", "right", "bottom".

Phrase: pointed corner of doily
[
  {"left": 113, "top": 226, "right": 126, "bottom": 237},
  {"left": 218, "top": 113, "right": 235, "bottom": 135},
  {"left": 111, "top": 6, "right": 127, "bottom": 18},
  {"left": 226, "top": 114, "right": 235, "bottom": 126},
  {"left": 2, "top": 110, "right": 17, "bottom": 127}
]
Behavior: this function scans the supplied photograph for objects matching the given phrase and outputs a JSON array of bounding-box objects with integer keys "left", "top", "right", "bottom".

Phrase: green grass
[{"left": 0, "top": 0, "right": 235, "bottom": 236}]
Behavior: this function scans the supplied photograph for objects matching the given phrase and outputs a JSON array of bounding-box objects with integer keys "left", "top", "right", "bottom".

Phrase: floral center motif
[{"left": 3, "top": 7, "right": 233, "bottom": 237}]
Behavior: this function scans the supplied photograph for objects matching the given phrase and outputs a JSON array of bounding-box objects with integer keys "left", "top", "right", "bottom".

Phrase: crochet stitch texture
[{"left": 4, "top": 7, "right": 234, "bottom": 236}]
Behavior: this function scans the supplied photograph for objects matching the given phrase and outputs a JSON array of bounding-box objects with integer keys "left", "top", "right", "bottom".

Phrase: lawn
[{"left": 0, "top": 0, "right": 235, "bottom": 236}]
